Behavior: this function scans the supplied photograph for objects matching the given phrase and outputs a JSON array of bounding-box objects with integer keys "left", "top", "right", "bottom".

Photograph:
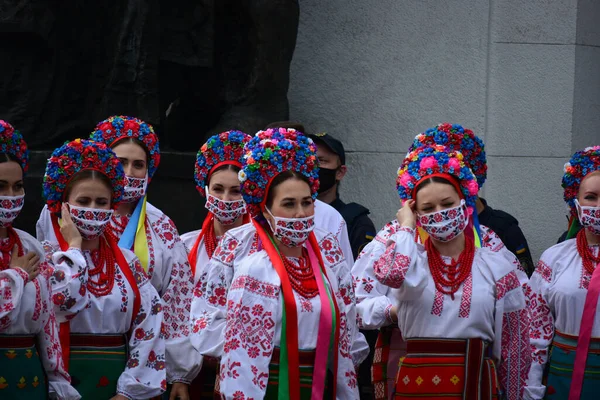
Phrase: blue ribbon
[{"left": 119, "top": 197, "right": 144, "bottom": 250}]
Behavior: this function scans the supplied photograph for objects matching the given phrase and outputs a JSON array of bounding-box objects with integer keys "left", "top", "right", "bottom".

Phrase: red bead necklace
[
  {"left": 204, "top": 219, "right": 218, "bottom": 259},
  {"left": 86, "top": 236, "right": 116, "bottom": 297},
  {"left": 0, "top": 227, "right": 23, "bottom": 271},
  {"left": 426, "top": 235, "right": 475, "bottom": 299},
  {"left": 109, "top": 214, "right": 130, "bottom": 236},
  {"left": 282, "top": 248, "right": 319, "bottom": 298},
  {"left": 576, "top": 230, "right": 600, "bottom": 275}
]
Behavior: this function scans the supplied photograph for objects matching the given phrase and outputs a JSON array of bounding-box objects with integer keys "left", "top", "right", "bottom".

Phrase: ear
[{"left": 336, "top": 165, "right": 347, "bottom": 181}]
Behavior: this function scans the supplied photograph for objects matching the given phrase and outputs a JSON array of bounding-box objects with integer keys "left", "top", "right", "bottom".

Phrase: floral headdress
[
  {"left": 0, "top": 120, "right": 29, "bottom": 173},
  {"left": 410, "top": 123, "right": 487, "bottom": 188},
  {"left": 194, "top": 130, "right": 252, "bottom": 196},
  {"left": 90, "top": 115, "right": 161, "bottom": 179},
  {"left": 43, "top": 139, "right": 125, "bottom": 213},
  {"left": 396, "top": 145, "right": 479, "bottom": 209},
  {"left": 239, "top": 128, "right": 319, "bottom": 217},
  {"left": 563, "top": 145, "right": 600, "bottom": 217}
]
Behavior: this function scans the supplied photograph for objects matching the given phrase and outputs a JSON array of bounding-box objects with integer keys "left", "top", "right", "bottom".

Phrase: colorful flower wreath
[
  {"left": 397, "top": 145, "right": 479, "bottom": 209},
  {"left": 562, "top": 145, "right": 600, "bottom": 217},
  {"left": 195, "top": 130, "right": 252, "bottom": 196},
  {"left": 239, "top": 128, "right": 319, "bottom": 217},
  {"left": 0, "top": 120, "right": 29, "bottom": 173},
  {"left": 90, "top": 115, "right": 161, "bottom": 179},
  {"left": 43, "top": 139, "right": 126, "bottom": 213},
  {"left": 410, "top": 123, "right": 487, "bottom": 188}
]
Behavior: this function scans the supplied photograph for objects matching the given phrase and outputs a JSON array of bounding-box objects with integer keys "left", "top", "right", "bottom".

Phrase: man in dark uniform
[{"left": 307, "top": 131, "right": 377, "bottom": 400}]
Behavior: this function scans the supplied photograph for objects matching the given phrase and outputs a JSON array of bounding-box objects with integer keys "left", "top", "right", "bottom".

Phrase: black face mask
[{"left": 318, "top": 167, "right": 338, "bottom": 194}]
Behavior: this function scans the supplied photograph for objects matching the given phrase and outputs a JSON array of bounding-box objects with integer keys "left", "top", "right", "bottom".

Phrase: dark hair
[
  {"left": 414, "top": 176, "right": 458, "bottom": 197},
  {"left": 112, "top": 137, "right": 150, "bottom": 163},
  {"left": 64, "top": 169, "right": 113, "bottom": 202},
  {"left": 208, "top": 164, "right": 241, "bottom": 185},
  {"left": 265, "top": 121, "right": 306, "bottom": 133},
  {"left": 0, "top": 153, "right": 22, "bottom": 170},
  {"left": 265, "top": 171, "right": 311, "bottom": 209}
]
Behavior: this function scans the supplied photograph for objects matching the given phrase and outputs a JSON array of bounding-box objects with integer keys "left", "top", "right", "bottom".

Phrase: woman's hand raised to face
[
  {"left": 397, "top": 199, "right": 417, "bottom": 230},
  {"left": 60, "top": 203, "right": 82, "bottom": 249}
]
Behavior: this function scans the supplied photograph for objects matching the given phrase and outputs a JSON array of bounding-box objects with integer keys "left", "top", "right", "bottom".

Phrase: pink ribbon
[
  {"left": 307, "top": 244, "right": 333, "bottom": 400},
  {"left": 569, "top": 260, "right": 600, "bottom": 400}
]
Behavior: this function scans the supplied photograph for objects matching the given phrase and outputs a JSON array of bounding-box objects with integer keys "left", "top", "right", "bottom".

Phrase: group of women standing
[{"left": 0, "top": 115, "right": 599, "bottom": 400}]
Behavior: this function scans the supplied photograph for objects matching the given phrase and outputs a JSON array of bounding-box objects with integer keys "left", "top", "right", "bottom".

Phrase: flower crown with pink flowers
[
  {"left": 563, "top": 145, "right": 600, "bottom": 217},
  {"left": 239, "top": 128, "right": 319, "bottom": 217},
  {"left": 43, "top": 139, "right": 126, "bottom": 213},
  {"left": 0, "top": 120, "right": 29, "bottom": 174},
  {"left": 90, "top": 115, "right": 161, "bottom": 179},
  {"left": 410, "top": 123, "right": 487, "bottom": 188},
  {"left": 194, "top": 130, "right": 252, "bottom": 197},
  {"left": 397, "top": 145, "right": 479, "bottom": 209}
]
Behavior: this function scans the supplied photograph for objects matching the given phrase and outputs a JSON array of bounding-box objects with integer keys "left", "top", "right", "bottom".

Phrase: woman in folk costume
[
  {"left": 0, "top": 121, "right": 79, "bottom": 399},
  {"left": 353, "top": 123, "right": 528, "bottom": 400},
  {"left": 191, "top": 128, "right": 361, "bottom": 398},
  {"left": 374, "top": 145, "right": 530, "bottom": 399},
  {"left": 525, "top": 146, "right": 600, "bottom": 399},
  {"left": 41, "top": 139, "right": 165, "bottom": 399},
  {"left": 180, "top": 130, "right": 251, "bottom": 398},
  {"left": 37, "top": 116, "right": 197, "bottom": 399}
]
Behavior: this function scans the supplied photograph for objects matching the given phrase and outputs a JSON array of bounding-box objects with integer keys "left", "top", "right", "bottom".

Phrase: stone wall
[{"left": 289, "top": 0, "right": 600, "bottom": 259}]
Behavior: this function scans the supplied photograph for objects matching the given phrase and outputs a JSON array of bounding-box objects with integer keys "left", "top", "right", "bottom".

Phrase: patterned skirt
[
  {"left": 545, "top": 331, "right": 600, "bottom": 398},
  {"left": 68, "top": 334, "right": 127, "bottom": 399},
  {"left": 372, "top": 326, "right": 406, "bottom": 400},
  {"left": 394, "top": 338, "right": 498, "bottom": 399},
  {"left": 0, "top": 335, "right": 47, "bottom": 399}
]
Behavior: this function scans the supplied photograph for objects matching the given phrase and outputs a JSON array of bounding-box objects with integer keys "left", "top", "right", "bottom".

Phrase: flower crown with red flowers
[
  {"left": 563, "top": 145, "right": 600, "bottom": 217},
  {"left": 397, "top": 145, "right": 479, "bottom": 210},
  {"left": 90, "top": 115, "right": 161, "bottom": 179},
  {"left": 195, "top": 130, "right": 252, "bottom": 197},
  {"left": 239, "top": 128, "right": 319, "bottom": 217},
  {"left": 43, "top": 139, "right": 126, "bottom": 213},
  {"left": 0, "top": 120, "right": 29, "bottom": 174},
  {"left": 410, "top": 123, "right": 487, "bottom": 189}
]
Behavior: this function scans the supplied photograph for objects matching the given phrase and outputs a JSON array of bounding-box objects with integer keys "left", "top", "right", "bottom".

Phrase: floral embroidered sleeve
[
  {"left": 0, "top": 267, "right": 29, "bottom": 325},
  {"left": 372, "top": 227, "right": 428, "bottom": 300},
  {"left": 493, "top": 270, "right": 531, "bottom": 400},
  {"left": 218, "top": 272, "right": 279, "bottom": 399},
  {"left": 43, "top": 241, "right": 90, "bottom": 323},
  {"left": 116, "top": 259, "right": 166, "bottom": 399},
  {"left": 190, "top": 232, "right": 240, "bottom": 359},
  {"left": 523, "top": 258, "right": 555, "bottom": 400}
]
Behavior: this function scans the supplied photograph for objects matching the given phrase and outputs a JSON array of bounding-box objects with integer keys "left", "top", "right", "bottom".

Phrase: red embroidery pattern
[
  {"left": 374, "top": 221, "right": 398, "bottom": 245},
  {"left": 251, "top": 365, "right": 268, "bottom": 391},
  {"left": 152, "top": 215, "right": 181, "bottom": 250},
  {"left": 458, "top": 272, "right": 472, "bottom": 318},
  {"left": 480, "top": 226, "right": 505, "bottom": 252},
  {"left": 144, "top": 220, "right": 156, "bottom": 278},
  {"left": 360, "top": 276, "right": 374, "bottom": 293},
  {"left": 115, "top": 270, "right": 128, "bottom": 313},
  {"left": 496, "top": 271, "right": 521, "bottom": 300},
  {"left": 535, "top": 260, "right": 552, "bottom": 283},
  {"left": 229, "top": 275, "right": 280, "bottom": 299},
  {"left": 213, "top": 235, "right": 239, "bottom": 267},
  {"left": 499, "top": 308, "right": 530, "bottom": 399},
  {"left": 431, "top": 289, "right": 444, "bottom": 316},
  {"left": 224, "top": 299, "right": 275, "bottom": 361},
  {"left": 32, "top": 279, "right": 42, "bottom": 321},
  {"left": 527, "top": 290, "right": 554, "bottom": 361},
  {"left": 580, "top": 262, "right": 592, "bottom": 290},
  {"left": 373, "top": 245, "right": 411, "bottom": 288},
  {"left": 319, "top": 236, "right": 344, "bottom": 268},
  {"left": 162, "top": 261, "right": 194, "bottom": 340}
]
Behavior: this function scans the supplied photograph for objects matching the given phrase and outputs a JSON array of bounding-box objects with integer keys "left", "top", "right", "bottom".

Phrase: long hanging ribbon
[
  {"left": 119, "top": 196, "right": 150, "bottom": 272},
  {"left": 569, "top": 258, "right": 600, "bottom": 399},
  {"left": 51, "top": 214, "right": 141, "bottom": 369},
  {"left": 188, "top": 213, "right": 214, "bottom": 277},
  {"left": 252, "top": 219, "right": 300, "bottom": 400}
]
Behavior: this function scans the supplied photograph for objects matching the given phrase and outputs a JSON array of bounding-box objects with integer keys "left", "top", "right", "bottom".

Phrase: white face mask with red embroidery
[
  {"left": 0, "top": 195, "right": 24, "bottom": 228},
  {"left": 417, "top": 199, "right": 469, "bottom": 242},
  {"left": 266, "top": 207, "right": 315, "bottom": 247},
  {"left": 68, "top": 204, "right": 114, "bottom": 240},
  {"left": 204, "top": 187, "right": 246, "bottom": 225},
  {"left": 576, "top": 199, "right": 600, "bottom": 236},
  {"left": 122, "top": 173, "right": 148, "bottom": 203}
]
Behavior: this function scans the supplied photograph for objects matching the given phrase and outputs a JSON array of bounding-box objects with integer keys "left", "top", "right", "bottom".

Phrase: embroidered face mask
[
  {"left": 576, "top": 199, "right": 600, "bottom": 236},
  {"left": 266, "top": 207, "right": 315, "bottom": 247},
  {"left": 205, "top": 187, "right": 246, "bottom": 225},
  {"left": 68, "top": 204, "right": 114, "bottom": 240},
  {"left": 417, "top": 199, "right": 468, "bottom": 242},
  {"left": 0, "top": 195, "right": 24, "bottom": 228},
  {"left": 122, "top": 173, "right": 147, "bottom": 203}
]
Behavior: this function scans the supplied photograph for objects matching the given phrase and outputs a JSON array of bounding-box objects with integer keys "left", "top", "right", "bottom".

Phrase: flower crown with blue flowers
[
  {"left": 397, "top": 145, "right": 479, "bottom": 209},
  {"left": 239, "top": 128, "right": 319, "bottom": 217},
  {"left": 410, "top": 123, "right": 487, "bottom": 188},
  {"left": 195, "top": 130, "right": 252, "bottom": 197},
  {"left": 43, "top": 139, "right": 126, "bottom": 213},
  {"left": 0, "top": 120, "right": 29, "bottom": 174},
  {"left": 563, "top": 145, "right": 600, "bottom": 217},
  {"left": 90, "top": 115, "right": 161, "bottom": 179}
]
